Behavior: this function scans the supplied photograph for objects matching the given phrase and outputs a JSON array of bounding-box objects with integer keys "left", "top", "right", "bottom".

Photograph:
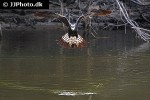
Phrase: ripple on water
[{"left": 58, "top": 91, "right": 97, "bottom": 96}]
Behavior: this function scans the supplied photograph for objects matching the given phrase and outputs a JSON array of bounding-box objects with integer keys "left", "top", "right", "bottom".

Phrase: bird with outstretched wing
[
  {"left": 34, "top": 12, "right": 87, "bottom": 48},
  {"left": 34, "top": 8, "right": 112, "bottom": 48}
]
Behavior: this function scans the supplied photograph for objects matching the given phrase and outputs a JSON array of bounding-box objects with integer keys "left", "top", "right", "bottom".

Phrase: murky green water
[{"left": 0, "top": 26, "right": 150, "bottom": 100}]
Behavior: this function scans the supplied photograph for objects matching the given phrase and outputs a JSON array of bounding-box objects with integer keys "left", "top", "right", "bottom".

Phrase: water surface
[{"left": 0, "top": 26, "right": 150, "bottom": 100}]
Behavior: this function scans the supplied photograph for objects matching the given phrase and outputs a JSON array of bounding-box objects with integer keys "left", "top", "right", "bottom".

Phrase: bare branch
[
  {"left": 130, "top": 0, "right": 150, "bottom": 6},
  {"left": 115, "top": 0, "right": 150, "bottom": 42}
]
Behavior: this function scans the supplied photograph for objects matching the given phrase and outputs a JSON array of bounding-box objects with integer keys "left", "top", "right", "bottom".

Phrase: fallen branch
[{"left": 115, "top": 0, "right": 150, "bottom": 42}]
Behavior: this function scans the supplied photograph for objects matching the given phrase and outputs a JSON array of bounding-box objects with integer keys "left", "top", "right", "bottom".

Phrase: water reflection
[
  {"left": 0, "top": 27, "right": 150, "bottom": 100},
  {"left": 123, "top": 42, "right": 150, "bottom": 56}
]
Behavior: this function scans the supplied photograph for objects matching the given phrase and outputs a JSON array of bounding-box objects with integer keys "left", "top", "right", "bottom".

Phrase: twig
[
  {"left": 103, "top": 23, "right": 128, "bottom": 29},
  {"left": 115, "top": 0, "right": 150, "bottom": 42},
  {"left": 141, "top": 14, "right": 150, "bottom": 23},
  {"left": 130, "top": 0, "right": 150, "bottom": 6},
  {"left": 0, "top": 24, "right": 2, "bottom": 37},
  {"left": 49, "top": 1, "right": 60, "bottom": 6}
]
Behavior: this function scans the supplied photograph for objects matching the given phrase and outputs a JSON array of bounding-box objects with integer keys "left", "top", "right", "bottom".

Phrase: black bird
[{"left": 55, "top": 13, "right": 87, "bottom": 48}]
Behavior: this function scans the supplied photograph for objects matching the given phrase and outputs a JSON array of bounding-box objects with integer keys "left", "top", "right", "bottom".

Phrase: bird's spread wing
[
  {"left": 75, "top": 15, "right": 85, "bottom": 29},
  {"left": 54, "top": 13, "right": 70, "bottom": 27}
]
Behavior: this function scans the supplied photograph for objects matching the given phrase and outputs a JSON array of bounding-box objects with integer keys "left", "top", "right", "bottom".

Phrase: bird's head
[{"left": 70, "top": 24, "right": 76, "bottom": 31}]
